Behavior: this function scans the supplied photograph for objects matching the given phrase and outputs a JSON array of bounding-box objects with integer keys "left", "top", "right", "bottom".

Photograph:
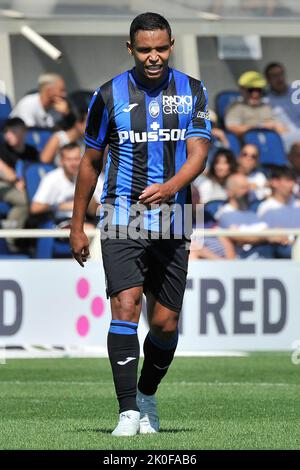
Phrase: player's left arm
[{"left": 139, "top": 80, "right": 211, "bottom": 205}]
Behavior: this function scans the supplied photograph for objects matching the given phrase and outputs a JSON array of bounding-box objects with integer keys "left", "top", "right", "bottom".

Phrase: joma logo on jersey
[
  {"left": 162, "top": 95, "right": 192, "bottom": 114},
  {"left": 118, "top": 127, "right": 186, "bottom": 144}
]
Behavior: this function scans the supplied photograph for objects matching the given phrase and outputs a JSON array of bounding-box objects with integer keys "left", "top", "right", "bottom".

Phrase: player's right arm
[
  {"left": 70, "top": 87, "right": 109, "bottom": 267},
  {"left": 70, "top": 147, "right": 104, "bottom": 267}
]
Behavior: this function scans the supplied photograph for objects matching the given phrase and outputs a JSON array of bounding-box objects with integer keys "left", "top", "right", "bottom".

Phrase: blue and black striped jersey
[{"left": 85, "top": 67, "right": 211, "bottom": 233}]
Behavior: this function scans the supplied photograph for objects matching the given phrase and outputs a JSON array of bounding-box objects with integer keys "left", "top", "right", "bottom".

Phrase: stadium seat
[
  {"left": 215, "top": 90, "right": 240, "bottom": 127},
  {"left": 35, "top": 219, "right": 71, "bottom": 259},
  {"left": 0, "top": 94, "right": 12, "bottom": 130},
  {"left": 24, "top": 162, "right": 55, "bottom": 203},
  {"left": 243, "top": 128, "right": 287, "bottom": 166},
  {"left": 25, "top": 127, "right": 53, "bottom": 153},
  {"left": 225, "top": 131, "right": 241, "bottom": 157},
  {"left": 0, "top": 202, "right": 10, "bottom": 218},
  {"left": 204, "top": 199, "right": 226, "bottom": 223}
]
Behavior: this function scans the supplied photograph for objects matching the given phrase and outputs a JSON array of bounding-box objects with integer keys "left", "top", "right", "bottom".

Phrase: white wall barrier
[{"left": 0, "top": 260, "right": 299, "bottom": 352}]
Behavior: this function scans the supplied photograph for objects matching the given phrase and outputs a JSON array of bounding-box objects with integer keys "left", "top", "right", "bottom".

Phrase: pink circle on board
[
  {"left": 76, "top": 316, "right": 90, "bottom": 336},
  {"left": 91, "top": 296, "right": 105, "bottom": 318},
  {"left": 76, "top": 278, "right": 90, "bottom": 299}
]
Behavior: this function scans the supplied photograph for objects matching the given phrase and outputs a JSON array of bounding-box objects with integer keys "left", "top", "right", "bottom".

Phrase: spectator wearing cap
[
  {"left": 225, "top": 71, "right": 286, "bottom": 138},
  {"left": 257, "top": 166, "right": 300, "bottom": 217},
  {"left": 10, "top": 73, "right": 71, "bottom": 129},
  {"left": 236, "top": 143, "right": 270, "bottom": 200},
  {"left": 265, "top": 62, "right": 300, "bottom": 150}
]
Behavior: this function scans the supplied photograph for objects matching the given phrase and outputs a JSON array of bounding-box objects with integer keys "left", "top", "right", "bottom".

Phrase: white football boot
[
  {"left": 111, "top": 410, "right": 140, "bottom": 436},
  {"left": 137, "top": 389, "right": 160, "bottom": 434}
]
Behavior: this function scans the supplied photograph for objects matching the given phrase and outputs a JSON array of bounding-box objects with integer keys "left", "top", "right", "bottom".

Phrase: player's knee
[
  {"left": 150, "top": 314, "right": 179, "bottom": 336},
  {"left": 111, "top": 291, "right": 141, "bottom": 322}
]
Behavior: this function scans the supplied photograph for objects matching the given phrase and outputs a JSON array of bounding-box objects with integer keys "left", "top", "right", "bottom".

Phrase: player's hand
[
  {"left": 138, "top": 183, "right": 174, "bottom": 206},
  {"left": 70, "top": 229, "right": 90, "bottom": 267}
]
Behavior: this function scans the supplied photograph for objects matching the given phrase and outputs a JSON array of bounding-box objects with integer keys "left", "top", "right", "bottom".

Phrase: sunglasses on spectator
[
  {"left": 240, "top": 152, "right": 258, "bottom": 159},
  {"left": 247, "top": 87, "right": 263, "bottom": 93}
]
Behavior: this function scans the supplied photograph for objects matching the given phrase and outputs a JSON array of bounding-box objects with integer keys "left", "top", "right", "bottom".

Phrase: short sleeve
[
  {"left": 186, "top": 82, "right": 211, "bottom": 141},
  {"left": 84, "top": 88, "right": 109, "bottom": 150}
]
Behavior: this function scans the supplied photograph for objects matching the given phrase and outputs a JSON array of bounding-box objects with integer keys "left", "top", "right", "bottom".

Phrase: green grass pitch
[{"left": 0, "top": 353, "right": 299, "bottom": 450}]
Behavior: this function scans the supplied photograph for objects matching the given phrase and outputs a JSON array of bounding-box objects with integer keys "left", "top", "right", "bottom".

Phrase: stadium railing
[{"left": 0, "top": 228, "right": 300, "bottom": 260}]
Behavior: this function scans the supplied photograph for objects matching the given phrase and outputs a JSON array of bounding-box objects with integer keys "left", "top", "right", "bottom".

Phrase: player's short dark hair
[
  {"left": 61, "top": 142, "right": 80, "bottom": 156},
  {"left": 270, "top": 165, "right": 296, "bottom": 180},
  {"left": 264, "top": 62, "right": 284, "bottom": 78},
  {"left": 3, "top": 117, "right": 26, "bottom": 130},
  {"left": 130, "top": 12, "right": 172, "bottom": 45},
  {"left": 208, "top": 148, "right": 237, "bottom": 179}
]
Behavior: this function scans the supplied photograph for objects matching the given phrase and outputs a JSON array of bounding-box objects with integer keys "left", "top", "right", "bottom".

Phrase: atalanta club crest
[{"left": 149, "top": 100, "right": 160, "bottom": 118}]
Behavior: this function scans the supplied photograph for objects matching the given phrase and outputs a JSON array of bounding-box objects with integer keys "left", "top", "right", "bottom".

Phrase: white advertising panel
[{"left": 0, "top": 260, "right": 298, "bottom": 351}]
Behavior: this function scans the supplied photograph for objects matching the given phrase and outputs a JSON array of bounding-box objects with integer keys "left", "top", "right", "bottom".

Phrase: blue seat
[
  {"left": 0, "top": 202, "right": 10, "bottom": 218},
  {"left": 24, "top": 163, "right": 55, "bottom": 203},
  {"left": 25, "top": 127, "right": 53, "bottom": 153},
  {"left": 204, "top": 199, "right": 226, "bottom": 223},
  {"left": 35, "top": 220, "right": 71, "bottom": 259},
  {"left": 225, "top": 131, "right": 241, "bottom": 157},
  {"left": 243, "top": 128, "right": 287, "bottom": 166},
  {"left": 215, "top": 90, "right": 240, "bottom": 127},
  {"left": 0, "top": 94, "right": 12, "bottom": 130}
]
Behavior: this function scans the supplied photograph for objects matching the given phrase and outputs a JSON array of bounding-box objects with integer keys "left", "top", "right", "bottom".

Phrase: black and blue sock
[
  {"left": 107, "top": 320, "right": 140, "bottom": 413},
  {"left": 138, "top": 330, "right": 178, "bottom": 396}
]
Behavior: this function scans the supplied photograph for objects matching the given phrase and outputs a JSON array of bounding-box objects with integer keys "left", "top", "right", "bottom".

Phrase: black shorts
[{"left": 101, "top": 236, "right": 189, "bottom": 313}]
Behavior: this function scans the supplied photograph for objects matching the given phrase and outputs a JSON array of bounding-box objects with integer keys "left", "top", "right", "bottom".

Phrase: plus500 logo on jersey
[
  {"left": 162, "top": 95, "right": 192, "bottom": 114},
  {"left": 118, "top": 128, "right": 186, "bottom": 144}
]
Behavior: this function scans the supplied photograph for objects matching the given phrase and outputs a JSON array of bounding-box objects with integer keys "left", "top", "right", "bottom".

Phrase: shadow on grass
[{"left": 73, "top": 428, "right": 193, "bottom": 434}]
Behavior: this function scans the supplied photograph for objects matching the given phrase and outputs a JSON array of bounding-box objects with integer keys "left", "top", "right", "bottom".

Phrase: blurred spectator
[
  {"left": 0, "top": 117, "right": 34, "bottom": 249},
  {"left": 40, "top": 110, "right": 87, "bottom": 165},
  {"left": 216, "top": 174, "right": 289, "bottom": 258},
  {"left": 0, "top": 118, "right": 39, "bottom": 169},
  {"left": 260, "top": 205, "right": 300, "bottom": 259},
  {"left": 225, "top": 71, "right": 286, "bottom": 138},
  {"left": 195, "top": 148, "right": 236, "bottom": 204},
  {"left": 207, "top": 109, "right": 230, "bottom": 164},
  {"left": 189, "top": 184, "right": 236, "bottom": 260},
  {"left": 288, "top": 143, "right": 300, "bottom": 196},
  {"left": 257, "top": 166, "right": 300, "bottom": 217},
  {"left": 0, "top": 156, "right": 28, "bottom": 234},
  {"left": 30, "top": 142, "right": 99, "bottom": 226},
  {"left": 265, "top": 62, "right": 300, "bottom": 150},
  {"left": 10, "top": 73, "right": 72, "bottom": 129},
  {"left": 236, "top": 143, "right": 270, "bottom": 200}
]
